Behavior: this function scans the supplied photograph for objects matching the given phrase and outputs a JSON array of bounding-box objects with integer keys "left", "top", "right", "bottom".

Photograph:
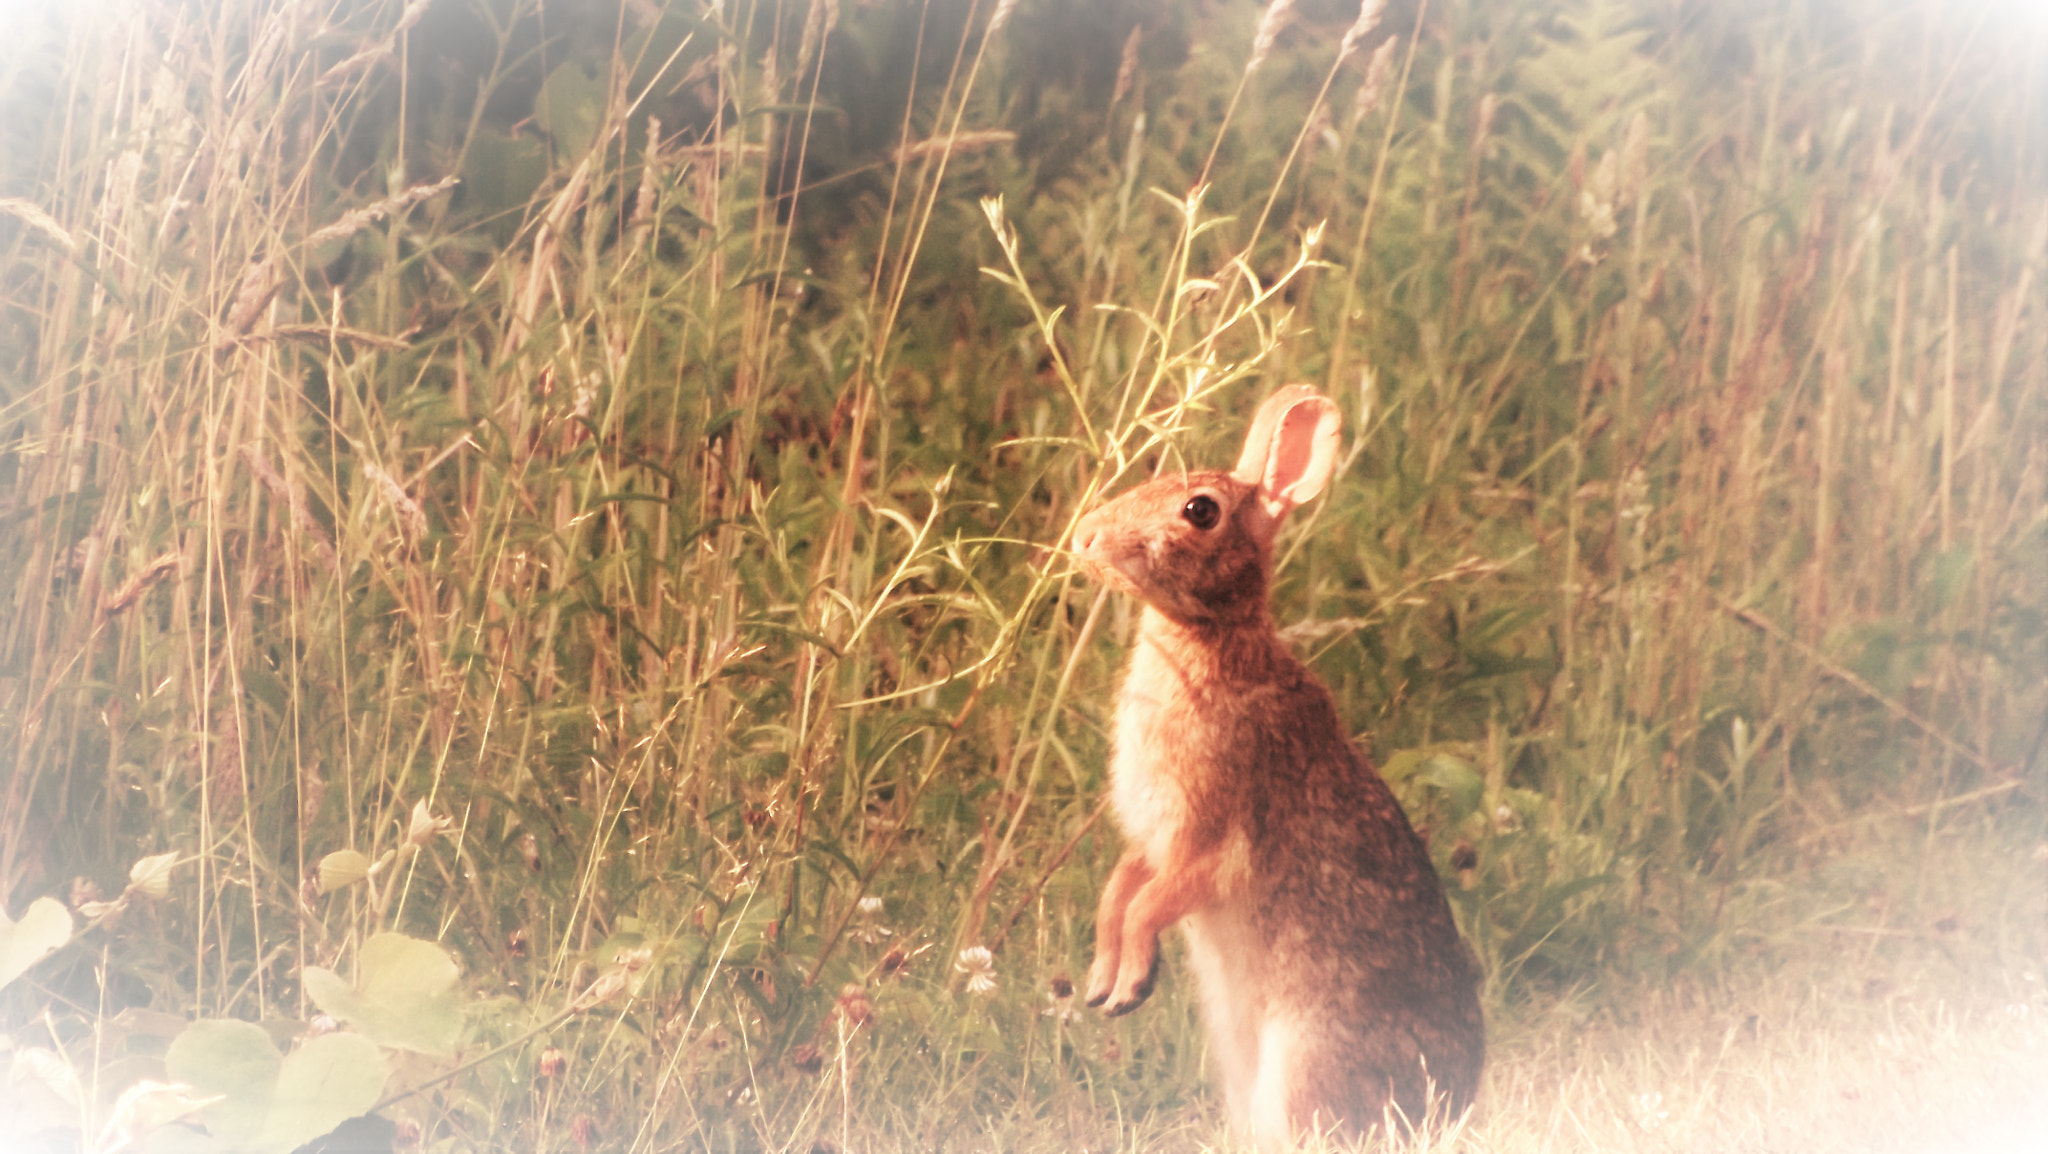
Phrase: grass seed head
[
  {"left": 1249, "top": 0, "right": 1298, "bottom": 73},
  {"left": 1341, "top": 0, "right": 1385, "bottom": 58},
  {"left": 1356, "top": 37, "right": 1398, "bottom": 118}
]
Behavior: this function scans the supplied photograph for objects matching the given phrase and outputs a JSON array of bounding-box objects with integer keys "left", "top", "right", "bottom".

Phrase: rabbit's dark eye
[{"left": 1181, "top": 495, "right": 1221, "bottom": 530}]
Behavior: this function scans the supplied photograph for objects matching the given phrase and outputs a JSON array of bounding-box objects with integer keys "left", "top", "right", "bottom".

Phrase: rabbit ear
[{"left": 1233, "top": 385, "right": 1342, "bottom": 521}]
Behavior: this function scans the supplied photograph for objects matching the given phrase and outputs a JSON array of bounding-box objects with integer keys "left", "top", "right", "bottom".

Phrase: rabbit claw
[{"left": 1098, "top": 949, "right": 1161, "bottom": 1016}]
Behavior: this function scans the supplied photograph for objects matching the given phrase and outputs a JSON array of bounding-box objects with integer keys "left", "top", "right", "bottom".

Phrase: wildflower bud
[
  {"left": 837, "top": 983, "right": 875, "bottom": 1028},
  {"left": 537, "top": 1047, "right": 566, "bottom": 1079},
  {"left": 1451, "top": 842, "right": 1479, "bottom": 890},
  {"left": 790, "top": 1043, "right": 825, "bottom": 1074},
  {"left": 1049, "top": 972, "right": 1074, "bottom": 1000}
]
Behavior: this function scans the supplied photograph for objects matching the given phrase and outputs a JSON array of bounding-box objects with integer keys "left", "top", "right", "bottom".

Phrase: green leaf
[
  {"left": 162, "top": 1022, "right": 387, "bottom": 1154},
  {"left": 0, "top": 897, "right": 73, "bottom": 992},
  {"left": 164, "top": 1019, "right": 282, "bottom": 1147},
  {"left": 316, "top": 850, "right": 370, "bottom": 894},
  {"left": 253, "top": 1033, "right": 386, "bottom": 1154},
  {"left": 1418, "top": 754, "right": 1486, "bottom": 820},
  {"left": 1382, "top": 750, "right": 1485, "bottom": 819},
  {"left": 536, "top": 60, "right": 603, "bottom": 159},
  {"left": 303, "top": 933, "right": 463, "bottom": 1056}
]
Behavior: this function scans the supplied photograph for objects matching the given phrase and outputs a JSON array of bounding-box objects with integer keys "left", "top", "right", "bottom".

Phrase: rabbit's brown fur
[{"left": 1072, "top": 386, "right": 1484, "bottom": 1146}]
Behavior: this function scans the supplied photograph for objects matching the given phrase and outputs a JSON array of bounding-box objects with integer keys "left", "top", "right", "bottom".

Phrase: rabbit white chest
[
  {"left": 1109, "top": 683, "right": 1184, "bottom": 862},
  {"left": 1107, "top": 616, "right": 1216, "bottom": 861}
]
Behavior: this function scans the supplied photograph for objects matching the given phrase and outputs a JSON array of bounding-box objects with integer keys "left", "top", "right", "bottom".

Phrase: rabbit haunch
[{"left": 1071, "top": 386, "right": 1484, "bottom": 1145}]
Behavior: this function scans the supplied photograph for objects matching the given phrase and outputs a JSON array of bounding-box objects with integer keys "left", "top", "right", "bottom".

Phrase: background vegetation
[{"left": 0, "top": 0, "right": 2042, "bottom": 1150}]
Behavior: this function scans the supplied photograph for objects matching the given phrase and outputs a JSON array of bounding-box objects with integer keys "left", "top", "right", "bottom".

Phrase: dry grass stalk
[{"left": 890, "top": 129, "right": 1017, "bottom": 164}]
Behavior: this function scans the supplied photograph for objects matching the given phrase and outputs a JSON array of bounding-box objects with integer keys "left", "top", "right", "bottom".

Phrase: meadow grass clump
[{"left": 0, "top": 0, "right": 2043, "bottom": 1150}]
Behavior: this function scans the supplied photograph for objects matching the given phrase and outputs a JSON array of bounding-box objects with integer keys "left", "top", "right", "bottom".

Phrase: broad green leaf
[
  {"left": 164, "top": 1019, "right": 281, "bottom": 1146},
  {"left": 536, "top": 60, "right": 603, "bottom": 159},
  {"left": 316, "top": 850, "right": 370, "bottom": 894},
  {"left": 128, "top": 852, "right": 177, "bottom": 899},
  {"left": 160, "top": 1022, "right": 386, "bottom": 1154},
  {"left": 304, "top": 933, "right": 462, "bottom": 1055},
  {"left": 252, "top": 1033, "right": 386, "bottom": 1154},
  {"left": 1418, "top": 754, "right": 1486, "bottom": 820},
  {"left": 0, "top": 897, "right": 73, "bottom": 992}
]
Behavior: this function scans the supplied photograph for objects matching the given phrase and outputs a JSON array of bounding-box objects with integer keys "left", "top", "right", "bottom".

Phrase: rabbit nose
[{"left": 1073, "top": 522, "right": 1099, "bottom": 556}]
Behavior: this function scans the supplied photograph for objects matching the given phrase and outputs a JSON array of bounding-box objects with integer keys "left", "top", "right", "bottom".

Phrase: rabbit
[{"left": 1070, "top": 385, "right": 1485, "bottom": 1146}]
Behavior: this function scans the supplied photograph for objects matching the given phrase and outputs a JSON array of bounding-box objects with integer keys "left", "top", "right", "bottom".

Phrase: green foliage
[
  {"left": 0, "top": 898, "right": 71, "bottom": 993},
  {"left": 161, "top": 1020, "right": 387, "bottom": 1154},
  {"left": 302, "top": 933, "right": 464, "bottom": 1056},
  {"left": 0, "top": 0, "right": 2042, "bottom": 1149}
]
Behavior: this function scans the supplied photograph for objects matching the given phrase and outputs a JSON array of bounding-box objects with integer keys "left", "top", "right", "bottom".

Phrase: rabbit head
[{"left": 1073, "top": 385, "right": 1343, "bottom": 626}]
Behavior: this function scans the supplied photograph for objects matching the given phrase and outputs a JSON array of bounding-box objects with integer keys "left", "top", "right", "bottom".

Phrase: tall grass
[{"left": 1, "top": 0, "right": 2042, "bottom": 1149}]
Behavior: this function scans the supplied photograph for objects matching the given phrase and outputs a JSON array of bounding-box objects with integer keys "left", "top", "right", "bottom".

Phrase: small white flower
[
  {"left": 851, "top": 895, "right": 893, "bottom": 944},
  {"left": 405, "top": 799, "right": 452, "bottom": 848},
  {"left": 955, "top": 946, "right": 997, "bottom": 995}
]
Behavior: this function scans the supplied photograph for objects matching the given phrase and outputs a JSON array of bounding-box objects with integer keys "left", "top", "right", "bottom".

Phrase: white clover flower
[{"left": 955, "top": 946, "right": 997, "bottom": 995}]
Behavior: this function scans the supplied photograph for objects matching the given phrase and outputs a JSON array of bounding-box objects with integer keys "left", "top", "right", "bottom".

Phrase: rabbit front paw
[
  {"left": 1083, "top": 951, "right": 1118, "bottom": 1008},
  {"left": 1097, "top": 948, "right": 1161, "bottom": 1017}
]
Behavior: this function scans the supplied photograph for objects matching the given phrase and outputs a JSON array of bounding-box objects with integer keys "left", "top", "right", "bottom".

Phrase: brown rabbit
[{"left": 1072, "top": 385, "right": 1484, "bottom": 1145}]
